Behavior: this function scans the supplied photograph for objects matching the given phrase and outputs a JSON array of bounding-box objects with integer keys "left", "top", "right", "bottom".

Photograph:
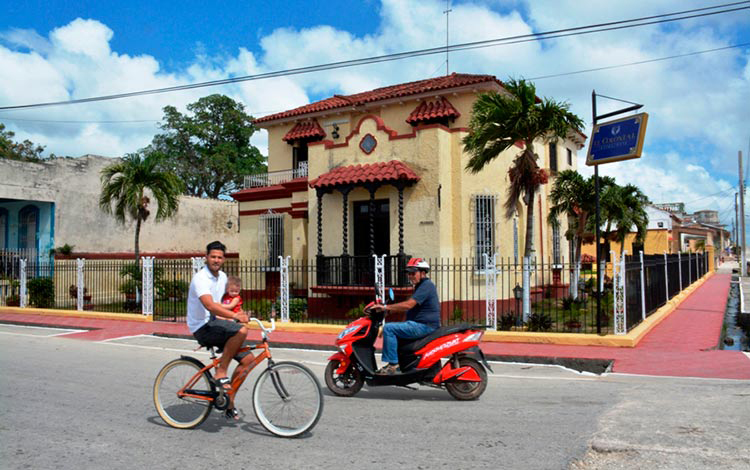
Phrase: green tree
[
  {"left": 600, "top": 183, "right": 650, "bottom": 256},
  {"left": 0, "top": 123, "right": 52, "bottom": 161},
  {"left": 99, "top": 152, "right": 183, "bottom": 262},
  {"left": 463, "top": 79, "right": 583, "bottom": 257},
  {"left": 148, "top": 94, "right": 265, "bottom": 198},
  {"left": 548, "top": 170, "right": 616, "bottom": 263}
]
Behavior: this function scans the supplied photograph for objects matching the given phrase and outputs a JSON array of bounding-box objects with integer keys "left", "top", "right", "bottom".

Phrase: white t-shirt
[{"left": 186, "top": 266, "right": 228, "bottom": 333}]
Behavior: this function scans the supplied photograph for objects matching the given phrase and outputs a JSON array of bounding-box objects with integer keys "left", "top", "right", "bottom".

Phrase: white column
[
  {"left": 373, "top": 254, "right": 385, "bottom": 303},
  {"left": 141, "top": 257, "right": 154, "bottom": 316},
  {"left": 522, "top": 256, "right": 531, "bottom": 323},
  {"left": 612, "top": 251, "right": 626, "bottom": 335},
  {"left": 279, "top": 255, "right": 290, "bottom": 322},
  {"left": 76, "top": 258, "right": 85, "bottom": 311},
  {"left": 484, "top": 252, "right": 498, "bottom": 331},
  {"left": 19, "top": 259, "right": 27, "bottom": 308},
  {"left": 639, "top": 251, "right": 646, "bottom": 321}
]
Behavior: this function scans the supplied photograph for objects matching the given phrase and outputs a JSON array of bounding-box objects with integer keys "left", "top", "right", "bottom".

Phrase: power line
[
  {"left": 528, "top": 43, "right": 749, "bottom": 81},
  {"left": 0, "top": 1, "right": 747, "bottom": 111}
]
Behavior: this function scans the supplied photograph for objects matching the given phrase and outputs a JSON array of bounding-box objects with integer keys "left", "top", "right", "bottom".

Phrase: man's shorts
[{"left": 193, "top": 318, "right": 243, "bottom": 349}]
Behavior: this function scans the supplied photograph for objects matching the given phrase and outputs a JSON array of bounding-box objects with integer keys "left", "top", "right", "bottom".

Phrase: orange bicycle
[{"left": 153, "top": 317, "right": 323, "bottom": 437}]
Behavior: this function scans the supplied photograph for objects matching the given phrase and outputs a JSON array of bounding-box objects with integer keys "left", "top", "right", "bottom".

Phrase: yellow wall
[{"left": 250, "top": 89, "right": 582, "bottom": 271}]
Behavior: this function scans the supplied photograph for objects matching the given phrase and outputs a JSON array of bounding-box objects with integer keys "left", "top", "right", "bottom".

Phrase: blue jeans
[{"left": 381, "top": 321, "right": 436, "bottom": 365}]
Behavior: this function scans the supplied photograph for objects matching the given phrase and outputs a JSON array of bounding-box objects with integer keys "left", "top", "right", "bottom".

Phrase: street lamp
[{"left": 513, "top": 283, "right": 523, "bottom": 327}]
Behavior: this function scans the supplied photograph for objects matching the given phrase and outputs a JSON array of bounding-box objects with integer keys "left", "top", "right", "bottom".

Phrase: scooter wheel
[
  {"left": 445, "top": 357, "right": 487, "bottom": 401},
  {"left": 325, "top": 360, "right": 364, "bottom": 397}
]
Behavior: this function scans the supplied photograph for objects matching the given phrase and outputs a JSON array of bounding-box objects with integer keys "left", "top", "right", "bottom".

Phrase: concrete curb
[{"left": 0, "top": 270, "right": 714, "bottom": 347}]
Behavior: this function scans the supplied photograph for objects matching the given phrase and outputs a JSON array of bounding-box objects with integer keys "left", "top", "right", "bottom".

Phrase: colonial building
[{"left": 231, "top": 73, "right": 586, "bottom": 300}]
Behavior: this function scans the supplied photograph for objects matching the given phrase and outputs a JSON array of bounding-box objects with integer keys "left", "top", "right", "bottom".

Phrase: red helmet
[{"left": 405, "top": 257, "right": 430, "bottom": 272}]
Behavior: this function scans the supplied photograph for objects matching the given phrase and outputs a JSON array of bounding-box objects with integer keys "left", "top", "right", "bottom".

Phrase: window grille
[
  {"left": 258, "top": 212, "right": 284, "bottom": 267},
  {"left": 549, "top": 143, "right": 558, "bottom": 172},
  {"left": 473, "top": 194, "right": 497, "bottom": 266},
  {"left": 552, "top": 220, "right": 561, "bottom": 264}
]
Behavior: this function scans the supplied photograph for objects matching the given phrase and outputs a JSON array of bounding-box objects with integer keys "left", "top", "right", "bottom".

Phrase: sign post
[{"left": 587, "top": 92, "right": 647, "bottom": 335}]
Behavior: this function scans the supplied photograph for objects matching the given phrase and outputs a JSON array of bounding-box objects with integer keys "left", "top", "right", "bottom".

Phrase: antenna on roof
[{"left": 444, "top": 0, "right": 452, "bottom": 75}]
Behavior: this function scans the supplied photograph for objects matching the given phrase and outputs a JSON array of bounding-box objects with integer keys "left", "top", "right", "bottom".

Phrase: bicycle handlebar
[{"left": 246, "top": 316, "right": 276, "bottom": 339}]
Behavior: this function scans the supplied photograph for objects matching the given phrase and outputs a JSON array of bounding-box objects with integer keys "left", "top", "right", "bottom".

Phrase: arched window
[
  {"left": 0, "top": 208, "right": 7, "bottom": 250},
  {"left": 18, "top": 205, "right": 40, "bottom": 252}
]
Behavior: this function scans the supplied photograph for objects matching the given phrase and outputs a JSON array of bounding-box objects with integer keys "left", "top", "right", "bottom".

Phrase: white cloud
[{"left": 0, "top": 0, "right": 747, "bottom": 229}]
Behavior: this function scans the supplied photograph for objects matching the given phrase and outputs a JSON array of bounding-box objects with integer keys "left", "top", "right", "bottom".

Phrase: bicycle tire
[
  {"left": 252, "top": 361, "right": 324, "bottom": 437},
  {"left": 154, "top": 358, "right": 214, "bottom": 429}
]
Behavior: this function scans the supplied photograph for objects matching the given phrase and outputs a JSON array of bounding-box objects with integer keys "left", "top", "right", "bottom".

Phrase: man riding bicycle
[{"left": 186, "top": 240, "right": 252, "bottom": 419}]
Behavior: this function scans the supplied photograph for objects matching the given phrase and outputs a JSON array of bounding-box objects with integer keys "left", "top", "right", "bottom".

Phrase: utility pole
[
  {"left": 444, "top": 0, "right": 452, "bottom": 75},
  {"left": 735, "top": 192, "right": 739, "bottom": 251},
  {"left": 740, "top": 151, "right": 746, "bottom": 276}
]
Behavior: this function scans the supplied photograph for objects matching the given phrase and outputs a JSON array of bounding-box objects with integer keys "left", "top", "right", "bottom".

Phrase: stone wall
[{"left": 0, "top": 155, "right": 238, "bottom": 254}]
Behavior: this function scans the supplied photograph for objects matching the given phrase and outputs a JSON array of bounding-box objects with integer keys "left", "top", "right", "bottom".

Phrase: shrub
[
  {"left": 157, "top": 279, "right": 189, "bottom": 300},
  {"left": 289, "top": 298, "right": 308, "bottom": 322},
  {"left": 246, "top": 298, "right": 274, "bottom": 320},
  {"left": 526, "top": 312, "right": 552, "bottom": 332},
  {"left": 346, "top": 303, "right": 367, "bottom": 319},
  {"left": 451, "top": 306, "right": 464, "bottom": 323},
  {"left": 499, "top": 313, "right": 516, "bottom": 331},
  {"left": 28, "top": 277, "right": 55, "bottom": 308}
]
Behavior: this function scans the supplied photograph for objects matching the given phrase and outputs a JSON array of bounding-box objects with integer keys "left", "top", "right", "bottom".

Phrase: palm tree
[
  {"left": 463, "top": 78, "right": 583, "bottom": 257},
  {"left": 100, "top": 152, "right": 183, "bottom": 263},
  {"left": 600, "top": 183, "right": 650, "bottom": 257}
]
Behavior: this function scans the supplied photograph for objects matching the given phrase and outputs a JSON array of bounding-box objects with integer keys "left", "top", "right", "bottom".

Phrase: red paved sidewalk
[{"left": 2, "top": 272, "right": 749, "bottom": 380}]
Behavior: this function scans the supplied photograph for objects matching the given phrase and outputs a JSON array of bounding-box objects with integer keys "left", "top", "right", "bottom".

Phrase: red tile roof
[
  {"left": 282, "top": 119, "right": 326, "bottom": 142},
  {"left": 406, "top": 97, "right": 461, "bottom": 125},
  {"left": 310, "top": 160, "right": 420, "bottom": 189},
  {"left": 256, "top": 73, "right": 501, "bottom": 124}
]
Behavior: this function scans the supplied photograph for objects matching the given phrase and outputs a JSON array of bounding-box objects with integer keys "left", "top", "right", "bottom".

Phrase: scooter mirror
[{"left": 388, "top": 288, "right": 394, "bottom": 302}]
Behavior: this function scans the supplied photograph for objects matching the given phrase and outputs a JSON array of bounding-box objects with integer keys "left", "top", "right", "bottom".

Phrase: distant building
[{"left": 0, "top": 155, "right": 239, "bottom": 262}]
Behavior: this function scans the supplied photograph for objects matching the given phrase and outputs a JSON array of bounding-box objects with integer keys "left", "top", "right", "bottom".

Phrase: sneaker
[{"left": 377, "top": 364, "right": 400, "bottom": 375}]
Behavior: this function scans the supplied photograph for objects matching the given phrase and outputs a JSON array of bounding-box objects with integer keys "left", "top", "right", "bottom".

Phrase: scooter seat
[{"left": 398, "top": 323, "right": 474, "bottom": 354}]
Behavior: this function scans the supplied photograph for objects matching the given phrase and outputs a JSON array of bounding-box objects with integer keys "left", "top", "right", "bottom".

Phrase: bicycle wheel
[
  {"left": 154, "top": 358, "right": 214, "bottom": 429},
  {"left": 252, "top": 361, "right": 324, "bottom": 437}
]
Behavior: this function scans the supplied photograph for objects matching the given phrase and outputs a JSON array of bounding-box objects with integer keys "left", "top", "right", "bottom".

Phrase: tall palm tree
[
  {"left": 100, "top": 152, "right": 183, "bottom": 263},
  {"left": 463, "top": 78, "right": 583, "bottom": 257},
  {"left": 600, "top": 183, "right": 649, "bottom": 257}
]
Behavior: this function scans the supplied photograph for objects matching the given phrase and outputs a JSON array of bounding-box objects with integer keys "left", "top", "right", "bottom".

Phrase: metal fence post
[
  {"left": 522, "top": 256, "right": 530, "bottom": 323},
  {"left": 373, "top": 254, "right": 385, "bottom": 303},
  {"left": 613, "top": 250, "right": 626, "bottom": 335},
  {"left": 695, "top": 252, "right": 699, "bottom": 278},
  {"left": 484, "top": 252, "right": 498, "bottom": 331},
  {"left": 664, "top": 251, "right": 669, "bottom": 302},
  {"left": 142, "top": 257, "right": 154, "bottom": 316},
  {"left": 76, "top": 258, "right": 85, "bottom": 311},
  {"left": 678, "top": 252, "right": 683, "bottom": 291},
  {"left": 279, "top": 255, "right": 290, "bottom": 322},
  {"left": 639, "top": 250, "right": 646, "bottom": 321},
  {"left": 191, "top": 257, "right": 204, "bottom": 274},
  {"left": 19, "top": 258, "right": 27, "bottom": 308},
  {"left": 688, "top": 252, "right": 692, "bottom": 284}
]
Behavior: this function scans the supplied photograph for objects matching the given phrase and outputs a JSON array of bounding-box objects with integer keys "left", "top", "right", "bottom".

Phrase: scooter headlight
[{"left": 338, "top": 325, "right": 361, "bottom": 339}]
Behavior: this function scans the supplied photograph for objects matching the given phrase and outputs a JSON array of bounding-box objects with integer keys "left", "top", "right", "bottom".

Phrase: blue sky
[{"left": 1, "top": 0, "right": 749, "bottom": 234}]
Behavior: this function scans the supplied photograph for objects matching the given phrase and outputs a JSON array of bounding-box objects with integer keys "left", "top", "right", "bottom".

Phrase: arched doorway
[{"left": 18, "top": 205, "right": 39, "bottom": 253}]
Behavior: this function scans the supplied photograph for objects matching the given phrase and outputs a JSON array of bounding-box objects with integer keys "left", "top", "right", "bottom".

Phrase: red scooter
[{"left": 324, "top": 290, "right": 492, "bottom": 400}]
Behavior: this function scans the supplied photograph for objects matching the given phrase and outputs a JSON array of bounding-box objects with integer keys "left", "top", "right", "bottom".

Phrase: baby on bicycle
[{"left": 222, "top": 276, "right": 244, "bottom": 314}]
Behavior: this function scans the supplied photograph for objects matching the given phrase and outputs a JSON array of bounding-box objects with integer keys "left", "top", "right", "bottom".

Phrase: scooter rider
[{"left": 372, "top": 257, "right": 440, "bottom": 375}]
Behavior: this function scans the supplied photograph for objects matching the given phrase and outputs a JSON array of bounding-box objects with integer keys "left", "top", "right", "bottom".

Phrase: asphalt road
[{"left": 1, "top": 324, "right": 748, "bottom": 470}]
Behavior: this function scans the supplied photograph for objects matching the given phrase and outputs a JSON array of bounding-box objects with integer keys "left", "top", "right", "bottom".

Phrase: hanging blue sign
[{"left": 586, "top": 112, "right": 648, "bottom": 166}]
